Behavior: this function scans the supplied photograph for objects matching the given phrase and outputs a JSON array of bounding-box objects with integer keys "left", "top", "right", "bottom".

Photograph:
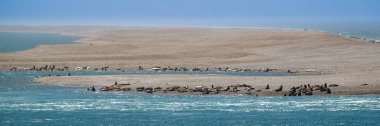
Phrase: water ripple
[{"left": 1, "top": 94, "right": 379, "bottom": 112}]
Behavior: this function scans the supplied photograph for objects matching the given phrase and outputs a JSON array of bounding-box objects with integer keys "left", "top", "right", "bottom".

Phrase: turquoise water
[
  {"left": 225, "top": 22, "right": 380, "bottom": 40},
  {"left": 0, "top": 32, "right": 79, "bottom": 53},
  {"left": 315, "top": 24, "right": 380, "bottom": 40},
  {"left": 0, "top": 71, "right": 379, "bottom": 125},
  {"left": 267, "top": 22, "right": 380, "bottom": 40}
]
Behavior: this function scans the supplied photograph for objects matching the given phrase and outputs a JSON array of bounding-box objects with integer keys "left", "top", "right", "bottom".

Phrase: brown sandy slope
[{"left": 1, "top": 26, "right": 380, "bottom": 95}]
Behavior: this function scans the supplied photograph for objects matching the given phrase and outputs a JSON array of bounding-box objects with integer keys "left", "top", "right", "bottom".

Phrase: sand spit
[
  {"left": 2, "top": 26, "right": 380, "bottom": 73},
  {"left": 1, "top": 26, "right": 380, "bottom": 96}
]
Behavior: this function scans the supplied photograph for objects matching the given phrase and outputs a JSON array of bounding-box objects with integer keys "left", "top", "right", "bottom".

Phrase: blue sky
[{"left": 0, "top": 0, "right": 379, "bottom": 26}]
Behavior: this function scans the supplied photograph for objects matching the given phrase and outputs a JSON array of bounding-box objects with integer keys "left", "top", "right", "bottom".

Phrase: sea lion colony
[
  {"left": 8, "top": 65, "right": 296, "bottom": 73},
  {"left": 93, "top": 81, "right": 343, "bottom": 96}
]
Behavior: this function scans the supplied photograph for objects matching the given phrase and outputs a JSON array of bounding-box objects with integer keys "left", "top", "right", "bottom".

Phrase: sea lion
[
  {"left": 100, "top": 86, "right": 110, "bottom": 91},
  {"left": 154, "top": 87, "right": 162, "bottom": 91},
  {"left": 326, "top": 88, "right": 332, "bottom": 94},
  {"left": 275, "top": 85, "right": 283, "bottom": 92},
  {"left": 121, "top": 87, "right": 131, "bottom": 91},
  {"left": 145, "top": 87, "right": 153, "bottom": 93},
  {"left": 361, "top": 83, "right": 369, "bottom": 86},
  {"left": 297, "top": 91, "right": 302, "bottom": 96},
  {"left": 328, "top": 84, "right": 339, "bottom": 87},
  {"left": 305, "top": 91, "right": 312, "bottom": 96},
  {"left": 265, "top": 84, "right": 270, "bottom": 89},
  {"left": 136, "top": 87, "right": 145, "bottom": 92},
  {"left": 91, "top": 86, "right": 96, "bottom": 91},
  {"left": 288, "top": 87, "right": 297, "bottom": 96}
]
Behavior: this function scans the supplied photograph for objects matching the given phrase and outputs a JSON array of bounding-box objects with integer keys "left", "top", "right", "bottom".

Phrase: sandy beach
[
  {"left": 35, "top": 73, "right": 380, "bottom": 96},
  {"left": 1, "top": 26, "right": 380, "bottom": 96}
]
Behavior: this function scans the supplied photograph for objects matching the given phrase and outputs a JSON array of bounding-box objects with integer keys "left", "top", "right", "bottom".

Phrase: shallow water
[
  {"left": 270, "top": 22, "right": 380, "bottom": 40},
  {"left": 0, "top": 72, "right": 379, "bottom": 125},
  {"left": 0, "top": 32, "right": 79, "bottom": 53}
]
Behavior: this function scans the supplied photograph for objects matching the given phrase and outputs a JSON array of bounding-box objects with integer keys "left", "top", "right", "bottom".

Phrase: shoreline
[
  {"left": 336, "top": 33, "right": 380, "bottom": 44},
  {"left": 34, "top": 73, "right": 380, "bottom": 96}
]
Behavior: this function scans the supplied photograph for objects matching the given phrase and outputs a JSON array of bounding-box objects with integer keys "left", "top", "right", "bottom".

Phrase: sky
[{"left": 0, "top": 0, "right": 379, "bottom": 27}]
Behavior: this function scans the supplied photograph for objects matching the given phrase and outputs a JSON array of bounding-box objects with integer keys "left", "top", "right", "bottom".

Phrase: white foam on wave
[{"left": 1, "top": 95, "right": 380, "bottom": 112}]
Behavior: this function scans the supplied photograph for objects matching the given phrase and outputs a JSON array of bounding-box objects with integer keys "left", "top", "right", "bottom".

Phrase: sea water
[
  {"left": 0, "top": 31, "right": 380, "bottom": 125},
  {"left": 0, "top": 32, "right": 79, "bottom": 53},
  {"left": 293, "top": 21, "right": 380, "bottom": 40},
  {"left": 0, "top": 71, "right": 379, "bottom": 125}
]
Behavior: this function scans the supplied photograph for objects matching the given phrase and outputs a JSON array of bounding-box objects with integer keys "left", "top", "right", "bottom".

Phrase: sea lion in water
[{"left": 87, "top": 86, "right": 96, "bottom": 91}]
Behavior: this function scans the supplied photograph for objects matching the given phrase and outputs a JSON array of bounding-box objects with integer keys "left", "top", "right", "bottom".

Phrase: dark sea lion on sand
[
  {"left": 265, "top": 84, "right": 270, "bottom": 89},
  {"left": 326, "top": 88, "right": 332, "bottom": 94},
  {"left": 328, "top": 84, "right": 339, "bottom": 87},
  {"left": 275, "top": 85, "right": 283, "bottom": 92},
  {"left": 136, "top": 87, "right": 145, "bottom": 92},
  {"left": 145, "top": 87, "right": 153, "bottom": 93},
  {"left": 361, "top": 83, "right": 369, "bottom": 86}
]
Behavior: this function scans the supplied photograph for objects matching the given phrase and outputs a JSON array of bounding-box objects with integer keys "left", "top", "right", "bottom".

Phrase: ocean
[
  {"left": 295, "top": 22, "right": 380, "bottom": 41},
  {"left": 266, "top": 21, "right": 380, "bottom": 41},
  {"left": 0, "top": 32, "right": 79, "bottom": 53},
  {"left": 0, "top": 71, "right": 379, "bottom": 125},
  {"left": 0, "top": 30, "right": 379, "bottom": 125}
]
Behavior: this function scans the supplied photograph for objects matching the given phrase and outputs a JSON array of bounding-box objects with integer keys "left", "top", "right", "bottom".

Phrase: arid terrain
[{"left": 1, "top": 26, "right": 380, "bottom": 95}]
